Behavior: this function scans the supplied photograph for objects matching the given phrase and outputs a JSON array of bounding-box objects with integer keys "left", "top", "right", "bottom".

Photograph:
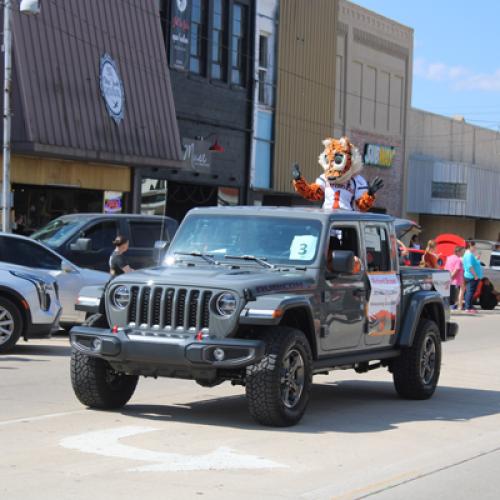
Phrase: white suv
[{"left": 0, "top": 262, "right": 61, "bottom": 353}]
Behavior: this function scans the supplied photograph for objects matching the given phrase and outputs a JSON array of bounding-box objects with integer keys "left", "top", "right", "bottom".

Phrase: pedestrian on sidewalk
[
  {"left": 445, "top": 245, "right": 465, "bottom": 309},
  {"left": 462, "top": 240, "right": 483, "bottom": 313},
  {"left": 109, "top": 235, "right": 134, "bottom": 277}
]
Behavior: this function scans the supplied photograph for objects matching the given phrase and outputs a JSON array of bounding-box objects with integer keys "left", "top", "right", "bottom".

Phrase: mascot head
[{"left": 318, "top": 136, "right": 363, "bottom": 184}]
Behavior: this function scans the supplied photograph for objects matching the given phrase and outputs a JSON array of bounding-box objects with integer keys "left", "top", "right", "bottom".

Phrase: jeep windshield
[{"left": 168, "top": 214, "right": 323, "bottom": 266}]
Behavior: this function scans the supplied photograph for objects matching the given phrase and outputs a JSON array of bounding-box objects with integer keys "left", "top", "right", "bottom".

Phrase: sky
[{"left": 353, "top": 0, "right": 500, "bottom": 131}]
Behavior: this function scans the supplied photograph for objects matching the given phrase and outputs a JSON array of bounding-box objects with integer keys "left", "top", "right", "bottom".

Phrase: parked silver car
[
  {"left": 0, "top": 233, "right": 109, "bottom": 325},
  {"left": 0, "top": 262, "right": 61, "bottom": 353}
]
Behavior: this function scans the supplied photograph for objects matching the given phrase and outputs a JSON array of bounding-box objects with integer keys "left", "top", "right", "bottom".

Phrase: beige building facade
[
  {"left": 271, "top": 0, "right": 339, "bottom": 199},
  {"left": 334, "top": 0, "right": 413, "bottom": 216},
  {"left": 406, "top": 108, "right": 500, "bottom": 244}
]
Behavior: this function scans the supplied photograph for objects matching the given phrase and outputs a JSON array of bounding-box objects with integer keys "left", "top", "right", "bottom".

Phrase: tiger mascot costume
[{"left": 292, "top": 136, "right": 383, "bottom": 211}]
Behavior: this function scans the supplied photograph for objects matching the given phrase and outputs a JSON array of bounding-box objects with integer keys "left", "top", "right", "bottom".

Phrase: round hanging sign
[{"left": 100, "top": 53, "right": 125, "bottom": 124}]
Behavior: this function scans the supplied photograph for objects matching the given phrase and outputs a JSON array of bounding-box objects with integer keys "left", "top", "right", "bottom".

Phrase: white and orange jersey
[{"left": 315, "top": 174, "right": 369, "bottom": 210}]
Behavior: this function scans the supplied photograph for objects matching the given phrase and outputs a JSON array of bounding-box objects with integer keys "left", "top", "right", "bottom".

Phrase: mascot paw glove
[
  {"left": 292, "top": 163, "right": 302, "bottom": 181},
  {"left": 368, "top": 176, "right": 384, "bottom": 195}
]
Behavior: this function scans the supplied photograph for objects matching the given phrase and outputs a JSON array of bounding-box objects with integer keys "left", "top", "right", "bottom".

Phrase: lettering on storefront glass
[
  {"left": 170, "top": 0, "right": 191, "bottom": 70},
  {"left": 364, "top": 144, "right": 397, "bottom": 168}
]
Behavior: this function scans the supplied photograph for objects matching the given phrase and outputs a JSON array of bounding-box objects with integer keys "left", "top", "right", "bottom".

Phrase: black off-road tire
[
  {"left": 392, "top": 319, "right": 441, "bottom": 399},
  {"left": 245, "top": 327, "right": 313, "bottom": 427},
  {"left": 71, "top": 349, "right": 138, "bottom": 409},
  {"left": 0, "top": 297, "right": 23, "bottom": 354}
]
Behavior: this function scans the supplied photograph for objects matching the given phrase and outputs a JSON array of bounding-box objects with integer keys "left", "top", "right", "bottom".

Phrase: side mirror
[
  {"left": 326, "top": 250, "right": 355, "bottom": 277},
  {"left": 153, "top": 240, "right": 170, "bottom": 265},
  {"left": 61, "top": 260, "right": 76, "bottom": 273},
  {"left": 70, "top": 238, "right": 92, "bottom": 252}
]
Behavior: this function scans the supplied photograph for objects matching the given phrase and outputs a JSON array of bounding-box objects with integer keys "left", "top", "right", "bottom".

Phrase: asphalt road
[{"left": 1, "top": 310, "right": 499, "bottom": 500}]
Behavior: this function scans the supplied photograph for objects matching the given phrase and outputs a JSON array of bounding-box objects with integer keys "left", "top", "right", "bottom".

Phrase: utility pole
[
  {"left": 2, "top": 0, "right": 13, "bottom": 232},
  {"left": 2, "top": 0, "right": 40, "bottom": 232}
]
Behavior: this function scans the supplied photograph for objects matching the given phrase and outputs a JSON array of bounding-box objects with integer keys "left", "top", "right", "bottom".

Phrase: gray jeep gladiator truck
[{"left": 70, "top": 207, "right": 458, "bottom": 427}]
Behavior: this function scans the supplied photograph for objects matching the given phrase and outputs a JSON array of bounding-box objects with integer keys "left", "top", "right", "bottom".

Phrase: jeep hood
[{"left": 112, "top": 265, "right": 316, "bottom": 296}]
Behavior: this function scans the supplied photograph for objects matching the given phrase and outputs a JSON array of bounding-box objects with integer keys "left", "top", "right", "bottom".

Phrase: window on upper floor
[
  {"left": 431, "top": 182, "right": 467, "bottom": 200},
  {"left": 190, "top": 0, "right": 208, "bottom": 75},
  {"left": 230, "top": 2, "right": 248, "bottom": 86},
  {"left": 258, "top": 34, "right": 271, "bottom": 105},
  {"left": 211, "top": 0, "right": 227, "bottom": 80}
]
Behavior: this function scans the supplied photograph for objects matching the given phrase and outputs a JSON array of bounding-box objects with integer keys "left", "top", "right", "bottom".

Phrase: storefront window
[
  {"left": 140, "top": 178, "right": 168, "bottom": 215},
  {"left": 13, "top": 185, "right": 105, "bottom": 233}
]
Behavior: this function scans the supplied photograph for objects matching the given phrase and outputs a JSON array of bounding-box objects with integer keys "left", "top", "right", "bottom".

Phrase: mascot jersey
[
  {"left": 293, "top": 136, "right": 376, "bottom": 212},
  {"left": 308, "top": 174, "right": 370, "bottom": 210}
]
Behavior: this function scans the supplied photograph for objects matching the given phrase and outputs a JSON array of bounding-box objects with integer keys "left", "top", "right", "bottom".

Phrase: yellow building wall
[
  {"left": 7, "top": 156, "right": 131, "bottom": 192},
  {"left": 273, "top": 0, "right": 338, "bottom": 193}
]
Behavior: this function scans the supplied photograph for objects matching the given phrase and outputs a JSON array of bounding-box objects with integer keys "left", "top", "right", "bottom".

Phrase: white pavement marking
[
  {"left": 60, "top": 426, "right": 287, "bottom": 472},
  {"left": 0, "top": 410, "right": 86, "bottom": 427}
]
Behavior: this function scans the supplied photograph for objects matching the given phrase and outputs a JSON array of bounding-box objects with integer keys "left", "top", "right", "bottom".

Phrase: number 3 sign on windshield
[{"left": 289, "top": 236, "right": 318, "bottom": 261}]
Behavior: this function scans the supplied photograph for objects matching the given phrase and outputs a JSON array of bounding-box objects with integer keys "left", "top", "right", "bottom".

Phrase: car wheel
[
  {"left": 392, "top": 319, "right": 441, "bottom": 399},
  {"left": 246, "top": 326, "right": 312, "bottom": 427},
  {"left": 0, "top": 297, "right": 23, "bottom": 354},
  {"left": 70, "top": 349, "right": 138, "bottom": 409}
]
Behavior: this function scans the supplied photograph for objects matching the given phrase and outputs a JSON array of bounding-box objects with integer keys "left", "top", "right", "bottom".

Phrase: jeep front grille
[{"left": 127, "top": 286, "right": 212, "bottom": 331}]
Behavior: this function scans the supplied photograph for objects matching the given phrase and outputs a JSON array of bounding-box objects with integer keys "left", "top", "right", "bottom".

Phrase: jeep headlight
[
  {"left": 215, "top": 292, "right": 237, "bottom": 316},
  {"left": 10, "top": 271, "right": 52, "bottom": 311},
  {"left": 111, "top": 285, "right": 131, "bottom": 309}
]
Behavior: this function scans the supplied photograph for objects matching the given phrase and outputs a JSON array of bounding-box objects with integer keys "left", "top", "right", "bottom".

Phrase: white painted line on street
[
  {"left": 0, "top": 409, "right": 86, "bottom": 427},
  {"left": 60, "top": 426, "right": 287, "bottom": 472}
]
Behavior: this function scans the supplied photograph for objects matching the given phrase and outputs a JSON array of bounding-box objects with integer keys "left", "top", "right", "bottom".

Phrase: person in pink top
[{"left": 445, "top": 245, "right": 465, "bottom": 309}]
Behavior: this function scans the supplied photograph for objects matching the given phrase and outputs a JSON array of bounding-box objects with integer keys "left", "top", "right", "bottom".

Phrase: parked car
[
  {"left": 0, "top": 262, "right": 61, "bottom": 353},
  {"left": 31, "top": 213, "right": 178, "bottom": 271},
  {"left": 70, "top": 207, "right": 457, "bottom": 426},
  {"left": 0, "top": 233, "right": 108, "bottom": 325}
]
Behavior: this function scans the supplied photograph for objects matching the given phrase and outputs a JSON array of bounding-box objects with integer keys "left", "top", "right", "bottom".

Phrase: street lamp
[{"left": 2, "top": 0, "right": 41, "bottom": 232}]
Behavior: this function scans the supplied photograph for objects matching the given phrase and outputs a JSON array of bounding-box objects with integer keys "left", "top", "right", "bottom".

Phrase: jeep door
[
  {"left": 320, "top": 222, "right": 366, "bottom": 352},
  {"left": 362, "top": 222, "right": 401, "bottom": 347}
]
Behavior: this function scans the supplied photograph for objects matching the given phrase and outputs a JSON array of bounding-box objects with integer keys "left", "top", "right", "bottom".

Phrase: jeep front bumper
[{"left": 70, "top": 326, "right": 266, "bottom": 377}]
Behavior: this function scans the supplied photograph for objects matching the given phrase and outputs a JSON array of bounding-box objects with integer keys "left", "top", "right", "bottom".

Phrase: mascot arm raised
[
  {"left": 354, "top": 176, "right": 384, "bottom": 212},
  {"left": 292, "top": 163, "right": 324, "bottom": 202}
]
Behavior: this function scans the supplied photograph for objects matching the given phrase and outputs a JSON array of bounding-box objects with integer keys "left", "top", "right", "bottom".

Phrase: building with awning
[{"left": 2, "top": 0, "right": 183, "bottom": 230}]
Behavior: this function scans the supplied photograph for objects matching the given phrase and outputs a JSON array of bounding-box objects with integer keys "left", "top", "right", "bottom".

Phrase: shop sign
[
  {"left": 364, "top": 144, "right": 396, "bottom": 168},
  {"left": 182, "top": 138, "right": 211, "bottom": 170},
  {"left": 170, "top": 0, "right": 191, "bottom": 71},
  {"left": 100, "top": 54, "right": 125, "bottom": 124},
  {"left": 104, "top": 191, "right": 123, "bottom": 213}
]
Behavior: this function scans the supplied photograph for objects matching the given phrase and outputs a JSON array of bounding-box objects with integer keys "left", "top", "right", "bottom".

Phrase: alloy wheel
[
  {"left": 280, "top": 348, "right": 305, "bottom": 409},
  {"left": 420, "top": 334, "right": 436, "bottom": 385},
  {"left": 0, "top": 306, "right": 15, "bottom": 346}
]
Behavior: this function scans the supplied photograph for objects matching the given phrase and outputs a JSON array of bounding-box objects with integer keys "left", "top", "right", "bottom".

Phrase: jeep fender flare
[
  {"left": 75, "top": 284, "right": 107, "bottom": 315},
  {"left": 398, "top": 291, "right": 446, "bottom": 347},
  {"left": 240, "top": 294, "right": 315, "bottom": 328}
]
